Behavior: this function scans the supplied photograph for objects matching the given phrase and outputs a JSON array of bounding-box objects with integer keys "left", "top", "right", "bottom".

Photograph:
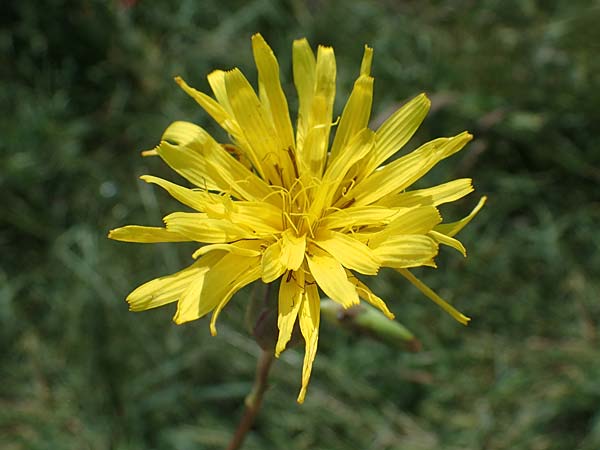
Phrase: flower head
[{"left": 109, "top": 33, "right": 485, "bottom": 403}]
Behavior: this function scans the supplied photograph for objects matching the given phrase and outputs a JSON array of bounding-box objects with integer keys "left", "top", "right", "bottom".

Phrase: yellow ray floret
[{"left": 108, "top": 33, "right": 485, "bottom": 403}]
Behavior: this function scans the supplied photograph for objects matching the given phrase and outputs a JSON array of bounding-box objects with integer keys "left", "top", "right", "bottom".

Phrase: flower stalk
[{"left": 226, "top": 349, "right": 274, "bottom": 450}]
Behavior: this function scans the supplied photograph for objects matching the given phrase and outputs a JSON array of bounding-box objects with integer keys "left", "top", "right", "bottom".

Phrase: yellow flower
[{"left": 109, "top": 33, "right": 485, "bottom": 403}]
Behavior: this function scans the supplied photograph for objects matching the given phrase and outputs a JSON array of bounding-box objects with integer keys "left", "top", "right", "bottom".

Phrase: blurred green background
[{"left": 2, "top": 0, "right": 600, "bottom": 449}]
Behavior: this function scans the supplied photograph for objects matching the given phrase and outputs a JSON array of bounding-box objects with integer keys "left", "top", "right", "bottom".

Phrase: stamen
[
  {"left": 222, "top": 143, "right": 241, "bottom": 160},
  {"left": 274, "top": 163, "right": 284, "bottom": 186},
  {"left": 282, "top": 211, "right": 301, "bottom": 235},
  {"left": 287, "top": 146, "right": 300, "bottom": 178},
  {"left": 301, "top": 214, "right": 316, "bottom": 238},
  {"left": 261, "top": 186, "right": 286, "bottom": 204},
  {"left": 340, "top": 198, "right": 356, "bottom": 209},
  {"left": 342, "top": 176, "right": 357, "bottom": 195}
]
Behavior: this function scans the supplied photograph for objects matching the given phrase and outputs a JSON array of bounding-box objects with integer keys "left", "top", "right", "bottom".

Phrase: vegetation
[{"left": 2, "top": 1, "right": 599, "bottom": 449}]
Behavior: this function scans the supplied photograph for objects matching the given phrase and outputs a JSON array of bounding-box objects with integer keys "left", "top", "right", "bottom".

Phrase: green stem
[{"left": 226, "top": 349, "right": 274, "bottom": 450}]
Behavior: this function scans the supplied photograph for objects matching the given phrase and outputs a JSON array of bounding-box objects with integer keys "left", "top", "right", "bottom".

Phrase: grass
[{"left": 2, "top": 0, "right": 600, "bottom": 449}]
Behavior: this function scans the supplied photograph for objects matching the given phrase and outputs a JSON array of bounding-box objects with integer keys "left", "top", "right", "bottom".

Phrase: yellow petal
[
  {"left": 252, "top": 33, "right": 295, "bottom": 151},
  {"left": 173, "top": 271, "right": 208, "bottom": 324},
  {"left": 326, "top": 129, "right": 374, "bottom": 183},
  {"left": 342, "top": 138, "right": 441, "bottom": 207},
  {"left": 140, "top": 175, "right": 218, "bottom": 212},
  {"left": 203, "top": 200, "right": 282, "bottom": 235},
  {"left": 155, "top": 121, "right": 219, "bottom": 190},
  {"left": 225, "top": 68, "right": 290, "bottom": 185},
  {"left": 319, "top": 205, "right": 408, "bottom": 231},
  {"left": 329, "top": 75, "right": 373, "bottom": 162},
  {"left": 345, "top": 270, "right": 395, "bottom": 319},
  {"left": 377, "top": 178, "right": 474, "bottom": 208},
  {"left": 174, "top": 242, "right": 263, "bottom": 328},
  {"left": 262, "top": 230, "right": 307, "bottom": 283},
  {"left": 261, "top": 240, "right": 286, "bottom": 283},
  {"left": 348, "top": 132, "right": 473, "bottom": 207},
  {"left": 312, "top": 46, "right": 337, "bottom": 127},
  {"left": 302, "top": 45, "right": 336, "bottom": 177},
  {"left": 306, "top": 246, "right": 359, "bottom": 308},
  {"left": 297, "top": 281, "right": 320, "bottom": 403},
  {"left": 141, "top": 147, "right": 159, "bottom": 157},
  {"left": 192, "top": 241, "right": 263, "bottom": 259},
  {"left": 205, "top": 71, "right": 257, "bottom": 159},
  {"left": 157, "top": 121, "right": 274, "bottom": 203},
  {"left": 127, "top": 252, "right": 224, "bottom": 312},
  {"left": 397, "top": 268, "right": 470, "bottom": 325},
  {"left": 429, "top": 230, "right": 467, "bottom": 257},
  {"left": 372, "top": 235, "right": 439, "bottom": 269},
  {"left": 157, "top": 140, "right": 217, "bottom": 192},
  {"left": 366, "top": 205, "right": 441, "bottom": 248},
  {"left": 206, "top": 241, "right": 264, "bottom": 332},
  {"left": 233, "top": 202, "right": 282, "bottom": 234},
  {"left": 363, "top": 93, "right": 431, "bottom": 176},
  {"left": 209, "top": 263, "right": 262, "bottom": 335},
  {"left": 293, "top": 38, "right": 316, "bottom": 152},
  {"left": 163, "top": 212, "right": 256, "bottom": 243},
  {"left": 276, "top": 268, "right": 305, "bottom": 357},
  {"left": 387, "top": 205, "right": 442, "bottom": 234},
  {"left": 314, "top": 230, "right": 380, "bottom": 275},
  {"left": 314, "top": 128, "right": 374, "bottom": 215},
  {"left": 206, "top": 70, "right": 235, "bottom": 117},
  {"left": 174, "top": 76, "right": 242, "bottom": 139},
  {"left": 280, "top": 230, "right": 306, "bottom": 271},
  {"left": 435, "top": 196, "right": 487, "bottom": 237},
  {"left": 359, "top": 45, "right": 373, "bottom": 77},
  {"left": 108, "top": 225, "right": 188, "bottom": 243},
  {"left": 173, "top": 251, "right": 229, "bottom": 324}
]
